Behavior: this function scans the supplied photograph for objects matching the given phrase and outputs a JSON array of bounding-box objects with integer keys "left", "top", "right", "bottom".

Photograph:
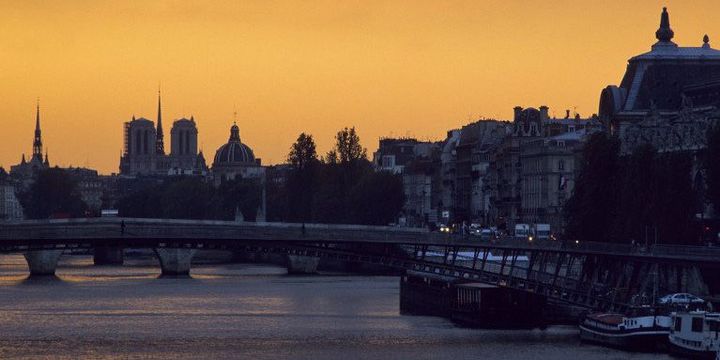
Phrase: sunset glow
[{"left": 2, "top": 0, "right": 719, "bottom": 173}]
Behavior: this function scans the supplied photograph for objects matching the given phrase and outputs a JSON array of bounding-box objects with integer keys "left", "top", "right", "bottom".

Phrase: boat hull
[
  {"left": 579, "top": 324, "right": 668, "bottom": 352},
  {"left": 667, "top": 340, "right": 717, "bottom": 359}
]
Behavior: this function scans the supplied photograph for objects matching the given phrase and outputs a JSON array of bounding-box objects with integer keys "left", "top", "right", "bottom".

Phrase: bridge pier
[
  {"left": 154, "top": 248, "right": 196, "bottom": 276},
  {"left": 286, "top": 254, "right": 320, "bottom": 274},
  {"left": 93, "top": 246, "right": 124, "bottom": 265},
  {"left": 24, "top": 250, "right": 64, "bottom": 276}
]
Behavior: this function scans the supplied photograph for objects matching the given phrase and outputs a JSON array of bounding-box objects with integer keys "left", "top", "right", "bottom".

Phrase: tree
[
  {"left": 211, "top": 177, "right": 262, "bottom": 221},
  {"left": 320, "top": 127, "right": 372, "bottom": 223},
  {"left": 324, "top": 150, "right": 338, "bottom": 165},
  {"left": 612, "top": 144, "right": 657, "bottom": 243},
  {"left": 312, "top": 163, "right": 346, "bottom": 223},
  {"left": 288, "top": 133, "right": 319, "bottom": 170},
  {"left": 334, "top": 127, "right": 367, "bottom": 164},
  {"left": 349, "top": 171, "right": 406, "bottom": 225},
  {"left": 286, "top": 133, "right": 320, "bottom": 222},
  {"left": 564, "top": 133, "right": 621, "bottom": 243},
  {"left": 20, "top": 168, "right": 88, "bottom": 219},
  {"left": 117, "top": 183, "right": 164, "bottom": 218},
  {"left": 161, "top": 177, "right": 214, "bottom": 219},
  {"left": 117, "top": 176, "right": 262, "bottom": 221}
]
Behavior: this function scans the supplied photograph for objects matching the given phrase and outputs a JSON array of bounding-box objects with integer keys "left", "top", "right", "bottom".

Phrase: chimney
[
  {"left": 539, "top": 106, "right": 549, "bottom": 121},
  {"left": 513, "top": 106, "right": 523, "bottom": 122}
]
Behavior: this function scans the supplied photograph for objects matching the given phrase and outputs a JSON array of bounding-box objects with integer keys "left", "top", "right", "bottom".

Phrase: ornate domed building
[
  {"left": 211, "top": 121, "right": 266, "bottom": 221},
  {"left": 213, "top": 123, "right": 255, "bottom": 165},
  {"left": 599, "top": 8, "right": 720, "bottom": 154},
  {"left": 212, "top": 122, "right": 265, "bottom": 182}
]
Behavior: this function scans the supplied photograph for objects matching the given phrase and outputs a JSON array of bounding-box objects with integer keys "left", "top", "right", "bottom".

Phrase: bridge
[{"left": 1, "top": 217, "right": 719, "bottom": 312}]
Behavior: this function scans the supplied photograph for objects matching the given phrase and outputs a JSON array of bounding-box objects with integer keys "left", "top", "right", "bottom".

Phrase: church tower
[{"left": 32, "top": 100, "right": 43, "bottom": 162}]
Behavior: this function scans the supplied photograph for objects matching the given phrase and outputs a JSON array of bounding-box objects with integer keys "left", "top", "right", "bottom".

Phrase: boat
[
  {"left": 668, "top": 310, "right": 720, "bottom": 359},
  {"left": 579, "top": 306, "right": 671, "bottom": 351}
]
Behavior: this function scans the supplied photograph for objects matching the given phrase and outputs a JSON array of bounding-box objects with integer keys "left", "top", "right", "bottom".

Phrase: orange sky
[{"left": 2, "top": 0, "right": 719, "bottom": 174}]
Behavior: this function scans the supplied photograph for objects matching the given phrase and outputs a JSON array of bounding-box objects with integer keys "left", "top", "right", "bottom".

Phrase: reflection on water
[{"left": 0, "top": 254, "right": 675, "bottom": 360}]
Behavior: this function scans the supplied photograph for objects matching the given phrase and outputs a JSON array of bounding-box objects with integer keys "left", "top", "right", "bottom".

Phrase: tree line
[
  {"left": 267, "top": 127, "right": 405, "bottom": 225},
  {"left": 16, "top": 127, "right": 405, "bottom": 226},
  {"left": 563, "top": 127, "right": 720, "bottom": 245},
  {"left": 116, "top": 176, "right": 262, "bottom": 221}
]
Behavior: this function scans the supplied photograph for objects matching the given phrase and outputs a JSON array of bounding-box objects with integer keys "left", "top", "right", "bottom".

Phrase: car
[
  {"left": 658, "top": 293, "right": 705, "bottom": 305},
  {"left": 479, "top": 229, "right": 493, "bottom": 241},
  {"left": 469, "top": 224, "right": 482, "bottom": 236}
]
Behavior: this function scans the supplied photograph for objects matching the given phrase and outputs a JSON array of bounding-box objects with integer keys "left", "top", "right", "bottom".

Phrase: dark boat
[
  {"left": 579, "top": 306, "right": 671, "bottom": 351},
  {"left": 667, "top": 311, "right": 720, "bottom": 359}
]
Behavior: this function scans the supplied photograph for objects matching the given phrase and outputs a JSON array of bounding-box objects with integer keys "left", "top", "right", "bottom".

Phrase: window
[
  {"left": 692, "top": 317, "right": 703, "bottom": 332},
  {"left": 382, "top": 155, "right": 395, "bottom": 168},
  {"left": 674, "top": 317, "right": 682, "bottom": 332},
  {"left": 709, "top": 321, "right": 720, "bottom": 333},
  {"left": 558, "top": 160, "right": 565, "bottom": 171}
]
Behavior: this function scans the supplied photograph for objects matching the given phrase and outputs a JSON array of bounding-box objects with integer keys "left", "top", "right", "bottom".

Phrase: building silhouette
[
  {"left": 599, "top": 7, "right": 720, "bottom": 154},
  {"left": 119, "top": 92, "right": 207, "bottom": 176},
  {"left": 10, "top": 101, "right": 49, "bottom": 179}
]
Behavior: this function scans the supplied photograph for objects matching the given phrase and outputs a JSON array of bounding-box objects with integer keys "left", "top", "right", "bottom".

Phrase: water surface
[{"left": 0, "top": 254, "right": 675, "bottom": 359}]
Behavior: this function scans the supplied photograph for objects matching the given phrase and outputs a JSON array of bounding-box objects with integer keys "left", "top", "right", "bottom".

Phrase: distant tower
[
  {"left": 32, "top": 99, "right": 43, "bottom": 162},
  {"left": 155, "top": 89, "right": 165, "bottom": 155},
  {"left": 169, "top": 115, "right": 199, "bottom": 176},
  {"left": 170, "top": 117, "right": 198, "bottom": 158}
]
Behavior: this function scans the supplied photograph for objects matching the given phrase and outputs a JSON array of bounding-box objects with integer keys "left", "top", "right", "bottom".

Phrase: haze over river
[{"left": 0, "top": 254, "right": 674, "bottom": 359}]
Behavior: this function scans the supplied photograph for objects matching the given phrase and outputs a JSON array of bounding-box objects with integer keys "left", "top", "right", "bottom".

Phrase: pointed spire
[
  {"left": 32, "top": 98, "right": 43, "bottom": 161},
  {"left": 44, "top": 150, "right": 49, "bottom": 166},
  {"left": 35, "top": 98, "right": 40, "bottom": 133},
  {"left": 21, "top": 154, "right": 26, "bottom": 164},
  {"left": 155, "top": 87, "right": 165, "bottom": 155},
  {"left": 655, "top": 7, "right": 674, "bottom": 42}
]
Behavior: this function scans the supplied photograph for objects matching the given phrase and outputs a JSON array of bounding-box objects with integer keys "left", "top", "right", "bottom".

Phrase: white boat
[
  {"left": 579, "top": 306, "right": 671, "bottom": 351},
  {"left": 668, "top": 311, "right": 720, "bottom": 359}
]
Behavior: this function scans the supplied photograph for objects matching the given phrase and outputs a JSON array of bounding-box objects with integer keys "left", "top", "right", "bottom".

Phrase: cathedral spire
[
  {"left": 155, "top": 87, "right": 165, "bottom": 155},
  {"left": 655, "top": 7, "right": 674, "bottom": 43},
  {"left": 32, "top": 99, "right": 43, "bottom": 161}
]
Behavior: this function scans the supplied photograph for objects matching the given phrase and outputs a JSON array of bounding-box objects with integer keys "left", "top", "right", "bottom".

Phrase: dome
[{"left": 212, "top": 123, "right": 256, "bottom": 166}]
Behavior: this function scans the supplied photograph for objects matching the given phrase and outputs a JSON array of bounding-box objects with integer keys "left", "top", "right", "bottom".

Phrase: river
[{"left": 0, "top": 254, "right": 675, "bottom": 359}]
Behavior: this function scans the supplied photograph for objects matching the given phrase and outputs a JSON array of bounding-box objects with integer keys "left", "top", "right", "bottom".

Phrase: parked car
[
  {"left": 469, "top": 223, "right": 482, "bottom": 236},
  {"left": 479, "top": 229, "right": 493, "bottom": 241},
  {"left": 657, "top": 293, "right": 705, "bottom": 305}
]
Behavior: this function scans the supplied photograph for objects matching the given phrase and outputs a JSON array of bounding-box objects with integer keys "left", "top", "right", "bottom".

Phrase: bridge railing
[{"left": 2, "top": 219, "right": 720, "bottom": 262}]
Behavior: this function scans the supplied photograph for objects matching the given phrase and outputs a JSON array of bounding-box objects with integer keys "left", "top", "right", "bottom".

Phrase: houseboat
[
  {"left": 668, "top": 311, "right": 720, "bottom": 359},
  {"left": 579, "top": 306, "right": 671, "bottom": 351}
]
